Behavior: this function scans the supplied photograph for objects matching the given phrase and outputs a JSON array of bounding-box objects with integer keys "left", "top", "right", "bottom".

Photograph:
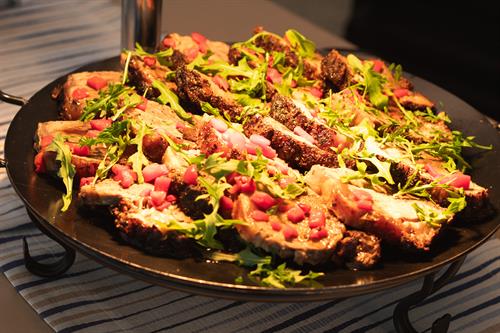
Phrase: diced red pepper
[
  {"left": 40, "top": 135, "right": 54, "bottom": 149},
  {"left": 162, "top": 36, "right": 176, "bottom": 48},
  {"left": 154, "top": 175, "right": 171, "bottom": 193},
  {"left": 283, "top": 226, "right": 298, "bottom": 241},
  {"left": 154, "top": 201, "right": 171, "bottom": 211},
  {"left": 270, "top": 221, "right": 282, "bottom": 231},
  {"left": 34, "top": 151, "right": 45, "bottom": 173},
  {"left": 310, "top": 228, "right": 328, "bottom": 241},
  {"left": 143, "top": 56, "right": 156, "bottom": 67},
  {"left": 87, "top": 76, "right": 107, "bottom": 90},
  {"left": 266, "top": 67, "right": 283, "bottom": 84},
  {"left": 308, "top": 208, "right": 326, "bottom": 229},
  {"left": 393, "top": 88, "right": 410, "bottom": 98},
  {"left": 90, "top": 118, "right": 112, "bottom": 131},
  {"left": 191, "top": 32, "right": 208, "bottom": 53},
  {"left": 210, "top": 118, "right": 228, "bottom": 133},
  {"left": 372, "top": 59, "right": 384, "bottom": 73},
  {"left": 287, "top": 206, "right": 306, "bottom": 223},
  {"left": 143, "top": 163, "right": 169, "bottom": 183},
  {"left": 212, "top": 75, "right": 229, "bottom": 91},
  {"left": 151, "top": 190, "right": 167, "bottom": 206},
  {"left": 220, "top": 195, "right": 234, "bottom": 212},
  {"left": 183, "top": 165, "right": 198, "bottom": 185},
  {"left": 278, "top": 202, "right": 294, "bottom": 213},
  {"left": 136, "top": 96, "right": 148, "bottom": 111},
  {"left": 112, "top": 164, "right": 138, "bottom": 188},
  {"left": 250, "top": 191, "right": 276, "bottom": 211},
  {"left": 70, "top": 143, "right": 90, "bottom": 157},
  {"left": 72, "top": 88, "right": 89, "bottom": 100},
  {"left": 79, "top": 177, "right": 94, "bottom": 188},
  {"left": 251, "top": 210, "right": 269, "bottom": 222}
]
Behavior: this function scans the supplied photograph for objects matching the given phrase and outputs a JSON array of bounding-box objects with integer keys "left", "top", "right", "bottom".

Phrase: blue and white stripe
[{"left": 0, "top": 1, "right": 498, "bottom": 332}]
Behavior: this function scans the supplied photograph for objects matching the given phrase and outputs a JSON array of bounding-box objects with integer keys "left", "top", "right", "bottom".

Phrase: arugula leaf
[
  {"left": 211, "top": 247, "right": 272, "bottom": 267},
  {"left": 152, "top": 80, "right": 192, "bottom": 122},
  {"left": 127, "top": 120, "right": 152, "bottom": 183},
  {"left": 134, "top": 43, "right": 174, "bottom": 66},
  {"left": 122, "top": 51, "right": 132, "bottom": 85},
  {"left": 80, "top": 83, "right": 139, "bottom": 121},
  {"left": 46, "top": 134, "right": 76, "bottom": 211},
  {"left": 284, "top": 29, "right": 316, "bottom": 58}
]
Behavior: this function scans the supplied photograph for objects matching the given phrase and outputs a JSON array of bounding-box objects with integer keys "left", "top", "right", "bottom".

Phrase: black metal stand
[
  {"left": 23, "top": 208, "right": 76, "bottom": 277},
  {"left": 393, "top": 256, "right": 466, "bottom": 333}
]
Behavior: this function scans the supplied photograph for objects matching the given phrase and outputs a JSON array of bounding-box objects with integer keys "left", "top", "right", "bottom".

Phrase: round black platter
[{"left": 4, "top": 56, "right": 500, "bottom": 302}]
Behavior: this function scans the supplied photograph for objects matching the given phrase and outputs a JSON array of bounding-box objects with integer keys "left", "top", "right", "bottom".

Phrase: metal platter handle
[{"left": 0, "top": 90, "right": 28, "bottom": 106}]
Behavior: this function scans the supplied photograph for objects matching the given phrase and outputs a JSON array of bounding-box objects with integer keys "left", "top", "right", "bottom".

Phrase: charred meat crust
[
  {"left": 270, "top": 94, "right": 339, "bottom": 150},
  {"left": 321, "top": 50, "right": 353, "bottom": 91},
  {"left": 336, "top": 230, "right": 381, "bottom": 269},
  {"left": 113, "top": 203, "right": 197, "bottom": 258},
  {"left": 168, "top": 174, "right": 212, "bottom": 220},
  {"left": 243, "top": 115, "right": 339, "bottom": 171},
  {"left": 195, "top": 121, "right": 242, "bottom": 159},
  {"left": 175, "top": 67, "right": 243, "bottom": 121}
]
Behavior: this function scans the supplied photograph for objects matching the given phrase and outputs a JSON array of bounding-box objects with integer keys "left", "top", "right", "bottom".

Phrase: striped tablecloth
[{"left": 1, "top": 1, "right": 498, "bottom": 332}]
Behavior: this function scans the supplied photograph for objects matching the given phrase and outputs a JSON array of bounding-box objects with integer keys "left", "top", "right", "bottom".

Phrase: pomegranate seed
[
  {"left": 155, "top": 201, "right": 171, "bottom": 211},
  {"left": 298, "top": 203, "right": 311, "bottom": 215},
  {"left": 119, "top": 170, "right": 136, "bottom": 189},
  {"left": 136, "top": 97, "right": 148, "bottom": 111},
  {"left": 191, "top": 32, "right": 207, "bottom": 44},
  {"left": 393, "top": 88, "right": 410, "bottom": 98},
  {"left": 278, "top": 202, "right": 294, "bottom": 213},
  {"left": 90, "top": 118, "right": 112, "bottom": 131},
  {"left": 72, "top": 88, "right": 88, "bottom": 100},
  {"left": 212, "top": 75, "right": 229, "bottom": 91},
  {"left": 251, "top": 210, "right": 269, "bottom": 222},
  {"left": 228, "top": 182, "right": 241, "bottom": 195},
  {"left": 143, "top": 163, "right": 168, "bottom": 183},
  {"left": 210, "top": 118, "right": 228, "bottom": 133},
  {"left": 183, "top": 165, "right": 198, "bottom": 185},
  {"left": 166, "top": 194, "right": 177, "bottom": 202},
  {"left": 154, "top": 176, "right": 171, "bottom": 193},
  {"left": 287, "top": 206, "right": 306, "bottom": 223},
  {"left": 237, "top": 176, "right": 256, "bottom": 194},
  {"left": 309, "top": 208, "right": 326, "bottom": 228},
  {"left": 310, "top": 228, "right": 328, "bottom": 241},
  {"left": 226, "top": 172, "right": 238, "bottom": 185},
  {"left": 278, "top": 176, "right": 295, "bottom": 189},
  {"left": 250, "top": 191, "right": 276, "bottom": 210},
  {"left": 220, "top": 195, "right": 234, "bottom": 211},
  {"left": 162, "top": 36, "right": 176, "bottom": 48},
  {"left": 283, "top": 226, "right": 298, "bottom": 241},
  {"left": 34, "top": 151, "right": 46, "bottom": 173},
  {"left": 143, "top": 56, "right": 156, "bottom": 67},
  {"left": 79, "top": 177, "right": 94, "bottom": 188},
  {"left": 249, "top": 134, "right": 270, "bottom": 148},
  {"left": 271, "top": 221, "right": 282, "bottom": 231},
  {"left": 151, "top": 190, "right": 167, "bottom": 206},
  {"left": 87, "top": 76, "right": 107, "bottom": 90}
]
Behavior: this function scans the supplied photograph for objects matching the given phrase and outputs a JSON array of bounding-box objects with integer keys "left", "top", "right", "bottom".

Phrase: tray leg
[
  {"left": 23, "top": 208, "right": 76, "bottom": 277},
  {"left": 393, "top": 257, "right": 466, "bottom": 333}
]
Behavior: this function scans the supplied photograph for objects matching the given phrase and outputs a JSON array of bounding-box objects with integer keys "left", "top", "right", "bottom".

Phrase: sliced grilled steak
[
  {"left": 305, "top": 165, "right": 450, "bottom": 251},
  {"left": 175, "top": 67, "right": 244, "bottom": 121},
  {"left": 120, "top": 53, "right": 175, "bottom": 99},
  {"left": 243, "top": 115, "right": 339, "bottom": 171},
  {"left": 57, "top": 71, "right": 122, "bottom": 120},
  {"left": 321, "top": 50, "right": 353, "bottom": 91},
  {"left": 232, "top": 193, "right": 346, "bottom": 265},
  {"left": 79, "top": 178, "right": 152, "bottom": 207},
  {"left": 270, "top": 94, "right": 347, "bottom": 150},
  {"left": 336, "top": 230, "right": 381, "bottom": 269}
]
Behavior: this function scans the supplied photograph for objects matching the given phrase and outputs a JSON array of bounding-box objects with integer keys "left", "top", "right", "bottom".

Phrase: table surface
[{"left": 0, "top": 1, "right": 498, "bottom": 333}]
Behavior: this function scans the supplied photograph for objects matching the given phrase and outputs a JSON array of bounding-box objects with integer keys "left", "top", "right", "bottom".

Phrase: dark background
[{"left": 274, "top": 0, "right": 500, "bottom": 121}]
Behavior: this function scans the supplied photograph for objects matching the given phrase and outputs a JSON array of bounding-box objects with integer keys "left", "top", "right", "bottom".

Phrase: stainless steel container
[{"left": 121, "top": 0, "right": 163, "bottom": 51}]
